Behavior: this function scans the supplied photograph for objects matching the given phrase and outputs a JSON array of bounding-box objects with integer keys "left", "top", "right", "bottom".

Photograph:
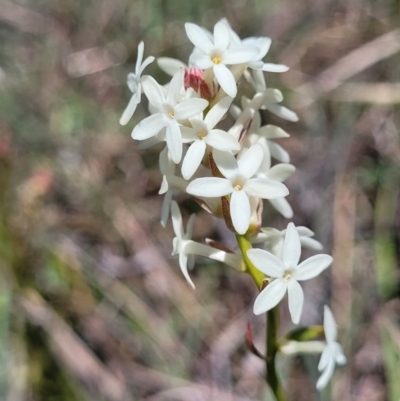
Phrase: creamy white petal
[
  {"left": 120, "top": 92, "right": 140, "bottom": 125},
  {"left": 160, "top": 189, "right": 173, "bottom": 228},
  {"left": 190, "top": 53, "right": 214, "bottom": 69},
  {"left": 296, "top": 226, "right": 314, "bottom": 236},
  {"left": 269, "top": 198, "right": 293, "bottom": 219},
  {"left": 185, "top": 23, "right": 214, "bottom": 54},
  {"left": 258, "top": 125, "right": 290, "bottom": 139},
  {"left": 166, "top": 119, "right": 182, "bottom": 163},
  {"left": 186, "top": 214, "right": 196, "bottom": 239},
  {"left": 267, "top": 103, "right": 299, "bottom": 122},
  {"left": 223, "top": 47, "right": 259, "bottom": 64},
  {"left": 204, "top": 96, "right": 232, "bottom": 129},
  {"left": 316, "top": 358, "right": 335, "bottom": 390},
  {"left": 253, "top": 279, "right": 287, "bottom": 315},
  {"left": 282, "top": 222, "right": 301, "bottom": 269},
  {"left": 230, "top": 190, "right": 251, "bottom": 234},
  {"left": 214, "top": 21, "right": 230, "bottom": 51},
  {"left": 287, "top": 279, "right": 304, "bottom": 324},
  {"left": 131, "top": 113, "right": 166, "bottom": 140},
  {"left": 238, "top": 144, "right": 264, "bottom": 179},
  {"left": 166, "top": 68, "right": 184, "bottom": 103},
  {"left": 262, "top": 63, "right": 289, "bottom": 72},
  {"left": 323, "top": 305, "right": 337, "bottom": 343},
  {"left": 171, "top": 200, "right": 184, "bottom": 238},
  {"left": 181, "top": 140, "right": 206, "bottom": 180},
  {"left": 247, "top": 248, "right": 285, "bottom": 277},
  {"left": 135, "top": 41, "right": 144, "bottom": 74},
  {"left": 206, "top": 130, "right": 240, "bottom": 151},
  {"left": 179, "top": 251, "right": 195, "bottom": 289},
  {"left": 157, "top": 57, "right": 187, "bottom": 76},
  {"left": 294, "top": 254, "right": 333, "bottom": 281},
  {"left": 187, "top": 177, "right": 233, "bottom": 197},
  {"left": 214, "top": 63, "right": 237, "bottom": 97},
  {"left": 142, "top": 75, "right": 165, "bottom": 110},
  {"left": 174, "top": 98, "right": 208, "bottom": 120},
  {"left": 268, "top": 141, "right": 290, "bottom": 163},
  {"left": 180, "top": 126, "right": 198, "bottom": 143},
  {"left": 267, "top": 164, "right": 295, "bottom": 182},
  {"left": 212, "top": 149, "right": 239, "bottom": 180},
  {"left": 139, "top": 55, "right": 155, "bottom": 75},
  {"left": 243, "top": 178, "right": 289, "bottom": 199},
  {"left": 300, "top": 237, "right": 323, "bottom": 251}
]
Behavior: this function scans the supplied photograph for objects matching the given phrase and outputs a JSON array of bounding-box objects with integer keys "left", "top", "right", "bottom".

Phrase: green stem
[
  {"left": 266, "top": 307, "right": 286, "bottom": 401},
  {"left": 235, "top": 233, "right": 286, "bottom": 401},
  {"left": 235, "top": 234, "right": 264, "bottom": 288}
]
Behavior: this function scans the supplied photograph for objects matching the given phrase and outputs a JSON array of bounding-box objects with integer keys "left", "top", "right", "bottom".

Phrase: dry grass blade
[
  {"left": 20, "top": 290, "right": 131, "bottom": 401},
  {"left": 295, "top": 29, "right": 400, "bottom": 107}
]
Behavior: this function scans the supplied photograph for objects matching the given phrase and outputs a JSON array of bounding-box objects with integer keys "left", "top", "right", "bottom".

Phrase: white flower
[
  {"left": 185, "top": 21, "right": 258, "bottom": 97},
  {"left": 247, "top": 222, "right": 332, "bottom": 323},
  {"left": 254, "top": 225, "right": 323, "bottom": 257},
  {"left": 245, "top": 69, "right": 298, "bottom": 122},
  {"left": 131, "top": 69, "right": 208, "bottom": 163},
  {"left": 120, "top": 41, "right": 155, "bottom": 125},
  {"left": 186, "top": 144, "right": 288, "bottom": 235},
  {"left": 317, "top": 306, "right": 346, "bottom": 390},
  {"left": 180, "top": 96, "right": 240, "bottom": 179},
  {"left": 171, "top": 201, "right": 244, "bottom": 288}
]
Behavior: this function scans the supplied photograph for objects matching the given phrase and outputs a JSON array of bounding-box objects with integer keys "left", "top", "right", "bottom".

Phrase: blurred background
[{"left": 0, "top": 0, "right": 400, "bottom": 400}]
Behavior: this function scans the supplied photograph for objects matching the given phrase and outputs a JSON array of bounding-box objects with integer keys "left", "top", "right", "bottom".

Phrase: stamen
[
  {"left": 212, "top": 57, "right": 222, "bottom": 65},
  {"left": 233, "top": 184, "right": 242, "bottom": 191}
]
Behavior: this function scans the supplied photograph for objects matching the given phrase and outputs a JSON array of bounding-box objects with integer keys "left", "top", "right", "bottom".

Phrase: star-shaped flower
[
  {"left": 247, "top": 222, "right": 332, "bottom": 323},
  {"left": 120, "top": 41, "right": 154, "bottom": 125},
  {"left": 185, "top": 21, "right": 258, "bottom": 97},
  {"left": 131, "top": 68, "right": 208, "bottom": 163},
  {"left": 186, "top": 144, "right": 288, "bottom": 234},
  {"left": 317, "top": 306, "right": 347, "bottom": 390},
  {"left": 180, "top": 96, "right": 240, "bottom": 179}
]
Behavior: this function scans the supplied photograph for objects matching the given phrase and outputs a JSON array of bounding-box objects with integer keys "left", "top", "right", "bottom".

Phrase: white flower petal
[
  {"left": 282, "top": 222, "right": 301, "bottom": 269},
  {"left": 206, "top": 130, "right": 240, "bottom": 151},
  {"left": 181, "top": 140, "right": 206, "bottom": 180},
  {"left": 187, "top": 177, "right": 233, "bottom": 197},
  {"left": 316, "top": 358, "right": 335, "bottom": 390},
  {"left": 179, "top": 251, "right": 195, "bottom": 289},
  {"left": 212, "top": 149, "right": 239, "bottom": 180},
  {"left": 204, "top": 96, "right": 232, "bottom": 129},
  {"left": 238, "top": 144, "right": 264, "bottom": 179},
  {"left": 267, "top": 103, "right": 299, "bottom": 122},
  {"left": 269, "top": 198, "right": 293, "bottom": 219},
  {"left": 323, "top": 305, "right": 337, "bottom": 343},
  {"left": 174, "top": 98, "right": 208, "bottom": 120},
  {"left": 258, "top": 125, "right": 290, "bottom": 139},
  {"left": 185, "top": 23, "right": 214, "bottom": 54},
  {"left": 214, "top": 63, "right": 237, "bottom": 98},
  {"left": 189, "top": 53, "right": 214, "bottom": 69},
  {"left": 186, "top": 214, "right": 196, "bottom": 238},
  {"left": 166, "top": 68, "right": 184, "bottom": 103},
  {"left": 214, "top": 21, "right": 230, "bottom": 51},
  {"left": 268, "top": 141, "right": 290, "bottom": 163},
  {"left": 223, "top": 47, "right": 259, "bottom": 64},
  {"left": 157, "top": 57, "right": 187, "bottom": 76},
  {"left": 243, "top": 178, "right": 289, "bottom": 199},
  {"left": 262, "top": 63, "right": 289, "bottom": 72},
  {"left": 296, "top": 226, "right": 314, "bottom": 236},
  {"left": 247, "top": 248, "right": 285, "bottom": 277},
  {"left": 230, "top": 190, "right": 251, "bottom": 234},
  {"left": 171, "top": 200, "right": 184, "bottom": 237},
  {"left": 135, "top": 41, "right": 144, "bottom": 74},
  {"left": 131, "top": 113, "right": 166, "bottom": 140},
  {"left": 119, "top": 92, "right": 140, "bottom": 125},
  {"left": 139, "top": 55, "right": 155, "bottom": 75},
  {"left": 287, "top": 279, "right": 304, "bottom": 324},
  {"left": 166, "top": 119, "right": 182, "bottom": 163},
  {"left": 142, "top": 75, "right": 165, "bottom": 110},
  {"left": 300, "top": 237, "right": 323, "bottom": 251},
  {"left": 267, "top": 164, "right": 295, "bottom": 182},
  {"left": 253, "top": 279, "right": 287, "bottom": 315},
  {"left": 294, "top": 254, "right": 333, "bottom": 281}
]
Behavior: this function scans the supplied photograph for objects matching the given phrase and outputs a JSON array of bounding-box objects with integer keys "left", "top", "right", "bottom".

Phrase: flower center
[
  {"left": 197, "top": 129, "right": 208, "bottom": 140},
  {"left": 211, "top": 50, "right": 223, "bottom": 65},
  {"left": 232, "top": 175, "right": 245, "bottom": 191},
  {"left": 212, "top": 57, "right": 222, "bottom": 64},
  {"left": 233, "top": 184, "right": 242, "bottom": 191},
  {"left": 168, "top": 111, "right": 175, "bottom": 118},
  {"left": 283, "top": 270, "right": 293, "bottom": 281}
]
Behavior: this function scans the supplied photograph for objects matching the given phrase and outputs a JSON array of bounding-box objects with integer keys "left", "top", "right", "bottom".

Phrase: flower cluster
[{"left": 121, "top": 18, "right": 345, "bottom": 391}]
